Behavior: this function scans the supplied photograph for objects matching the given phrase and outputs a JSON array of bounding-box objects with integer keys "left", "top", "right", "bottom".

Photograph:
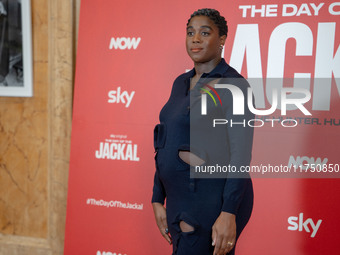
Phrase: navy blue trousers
[{"left": 156, "top": 147, "right": 253, "bottom": 255}]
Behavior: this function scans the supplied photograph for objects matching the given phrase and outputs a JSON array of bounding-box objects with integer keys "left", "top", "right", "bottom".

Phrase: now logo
[
  {"left": 288, "top": 155, "right": 328, "bottom": 170},
  {"left": 288, "top": 213, "right": 322, "bottom": 238},
  {"left": 109, "top": 37, "right": 141, "bottom": 50}
]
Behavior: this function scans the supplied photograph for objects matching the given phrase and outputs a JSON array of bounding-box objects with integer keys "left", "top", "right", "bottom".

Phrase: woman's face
[{"left": 186, "top": 15, "right": 226, "bottom": 64}]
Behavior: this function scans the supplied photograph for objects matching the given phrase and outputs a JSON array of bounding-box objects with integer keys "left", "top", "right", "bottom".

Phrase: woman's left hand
[{"left": 211, "top": 211, "right": 236, "bottom": 255}]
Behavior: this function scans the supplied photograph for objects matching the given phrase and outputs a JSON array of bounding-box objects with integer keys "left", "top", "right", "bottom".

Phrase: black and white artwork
[{"left": 0, "top": 0, "right": 32, "bottom": 97}]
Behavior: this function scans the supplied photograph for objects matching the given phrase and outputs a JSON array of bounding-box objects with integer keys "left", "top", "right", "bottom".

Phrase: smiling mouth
[{"left": 191, "top": 48, "right": 203, "bottom": 53}]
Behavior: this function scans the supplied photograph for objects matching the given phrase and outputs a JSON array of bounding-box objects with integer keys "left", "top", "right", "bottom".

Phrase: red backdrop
[{"left": 64, "top": 0, "right": 340, "bottom": 254}]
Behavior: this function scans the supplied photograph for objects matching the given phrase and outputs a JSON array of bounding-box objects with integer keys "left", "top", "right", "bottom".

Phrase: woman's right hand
[{"left": 152, "top": 202, "right": 172, "bottom": 245}]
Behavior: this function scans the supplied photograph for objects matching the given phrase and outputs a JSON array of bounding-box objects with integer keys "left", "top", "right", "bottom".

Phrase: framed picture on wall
[{"left": 0, "top": 0, "right": 33, "bottom": 97}]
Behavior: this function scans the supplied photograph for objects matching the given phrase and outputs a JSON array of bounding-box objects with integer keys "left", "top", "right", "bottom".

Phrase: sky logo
[
  {"left": 288, "top": 213, "right": 322, "bottom": 238},
  {"left": 108, "top": 87, "right": 135, "bottom": 108}
]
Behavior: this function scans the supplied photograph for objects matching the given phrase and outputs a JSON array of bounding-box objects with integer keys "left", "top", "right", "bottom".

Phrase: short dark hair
[{"left": 187, "top": 8, "right": 228, "bottom": 37}]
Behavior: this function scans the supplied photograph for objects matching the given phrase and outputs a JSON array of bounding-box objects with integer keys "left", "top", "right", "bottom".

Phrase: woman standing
[{"left": 152, "top": 8, "right": 254, "bottom": 255}]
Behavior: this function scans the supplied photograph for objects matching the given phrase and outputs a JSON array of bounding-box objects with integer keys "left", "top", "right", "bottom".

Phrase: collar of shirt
[{"left": 184, "top": 58, "right": 230, "bottom": 92}]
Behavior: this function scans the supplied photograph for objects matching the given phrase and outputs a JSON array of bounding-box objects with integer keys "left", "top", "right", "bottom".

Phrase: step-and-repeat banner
[{"left": 64, "top": 0, "right": 340, "bottom": 254}]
